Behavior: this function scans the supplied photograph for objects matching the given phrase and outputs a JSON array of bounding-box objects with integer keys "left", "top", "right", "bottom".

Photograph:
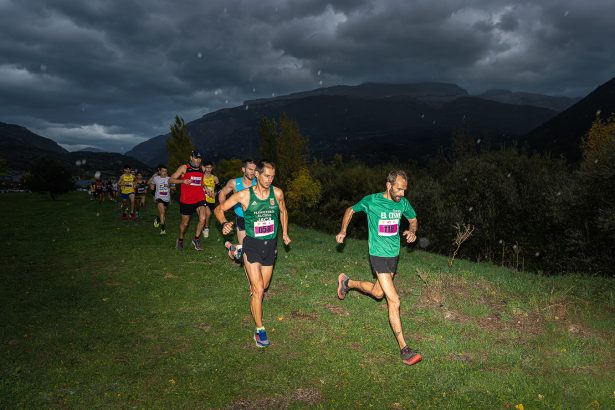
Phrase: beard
[{"left": 389, "top": 189, "right": 402, "bottom": 202}]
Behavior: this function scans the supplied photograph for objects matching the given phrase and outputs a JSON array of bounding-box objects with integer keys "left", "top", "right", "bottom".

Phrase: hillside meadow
[{"left": 1, "top": 193, "right": 614, "bottom": 408}]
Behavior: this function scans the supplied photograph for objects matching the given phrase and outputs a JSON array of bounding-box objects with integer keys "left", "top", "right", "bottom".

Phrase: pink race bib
[
  {"left": 378, "top": 219, "right": 398, "bottom": 236},
  {"left": 254, "top": 220, "right": 275, "bottom": 237}
]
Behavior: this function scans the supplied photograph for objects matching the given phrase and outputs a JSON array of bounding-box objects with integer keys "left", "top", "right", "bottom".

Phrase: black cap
[{"left": 191, "top": 150, "right": 202, "bottom": 158}]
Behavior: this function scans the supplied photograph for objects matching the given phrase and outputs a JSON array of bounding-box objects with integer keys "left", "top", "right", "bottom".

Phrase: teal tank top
[{"left": 233, "top": 177, "right": 257, "bottom": 217}]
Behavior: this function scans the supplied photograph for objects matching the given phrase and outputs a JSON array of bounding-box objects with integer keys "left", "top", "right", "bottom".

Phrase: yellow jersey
[
  {"left": 203, "top": 175, "right": 216, "bottom": 203},
  {"left": 120, "top": 174, "right": 135, "bottom": 194}
]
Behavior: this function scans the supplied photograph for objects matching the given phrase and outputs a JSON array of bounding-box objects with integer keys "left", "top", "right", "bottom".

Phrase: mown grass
[{"left": 1, "top": 192, "right": 614, "bottom": 409}]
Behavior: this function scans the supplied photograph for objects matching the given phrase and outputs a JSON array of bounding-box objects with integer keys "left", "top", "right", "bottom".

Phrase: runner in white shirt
[{"left": 148, "top": 165, "right": 171, "bottom": 235}]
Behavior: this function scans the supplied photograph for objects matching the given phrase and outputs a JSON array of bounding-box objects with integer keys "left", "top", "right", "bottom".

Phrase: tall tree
[
  {"left": 23, "top": 158, "right": 74, "bottom": 200},
  {"left": 258, "top": 117, "right": 278, "bottom": 164},
  {"left": 258, "top": 112, "right": 308, "bottom": 189},
  {"left": 166, "top": 116, "right": 194, "bottom": 172}
]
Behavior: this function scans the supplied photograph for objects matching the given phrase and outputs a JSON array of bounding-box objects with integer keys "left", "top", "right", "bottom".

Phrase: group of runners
[{"left": 101, "top": 150, "right": 423, "bottom": 366}]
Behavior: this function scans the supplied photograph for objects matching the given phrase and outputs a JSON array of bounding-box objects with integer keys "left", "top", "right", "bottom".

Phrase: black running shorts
[
  {"left": 369, "top": 255, "right": 399, "bottom": 275},
  {"left": 236, "top": 216, "right": 246, "bottom": 231},
  {"left": 243, "top": 236, "right": 277, "bottom": 266},
  {"left": 156, "top": 198, "right": 169, "bottom": 208},
  {"left": 179, "top": 201, "right": 206, "bottom": 215}
]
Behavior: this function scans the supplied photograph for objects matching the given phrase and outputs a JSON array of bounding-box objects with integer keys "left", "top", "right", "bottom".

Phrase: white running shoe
[{"left": 203, "top": 228, "right": 209, "bottom": 238}]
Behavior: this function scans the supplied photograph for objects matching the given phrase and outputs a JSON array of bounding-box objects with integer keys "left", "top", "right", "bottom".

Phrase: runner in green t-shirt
[
  {"left": 214, "top": 161, "right": 291, "bottom": 348},
  {"left": 335, "top": 170, "right": 422, "bottom": 366}
]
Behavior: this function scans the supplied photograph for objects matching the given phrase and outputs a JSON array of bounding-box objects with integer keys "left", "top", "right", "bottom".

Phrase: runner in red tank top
[{"left": 169, "top": 150, "right": 207, "bottom": 251}]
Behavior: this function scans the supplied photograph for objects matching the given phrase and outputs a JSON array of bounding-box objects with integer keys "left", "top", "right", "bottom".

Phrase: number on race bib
[
  {"left": 378, "top": 219, "right": 398, "bottom": 236},
  {"left": 254, "top": 219, "right": 275, "bottom": 237}
]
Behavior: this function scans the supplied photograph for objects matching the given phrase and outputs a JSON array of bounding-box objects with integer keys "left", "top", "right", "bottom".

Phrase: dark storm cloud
[{"left": 0, "top": 0, "right": 613, "bottom": 152}]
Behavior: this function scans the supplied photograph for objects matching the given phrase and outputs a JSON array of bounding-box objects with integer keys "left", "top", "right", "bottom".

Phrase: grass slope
[{"left": 1, "top": 193, "right": 614, "bottom": 409}]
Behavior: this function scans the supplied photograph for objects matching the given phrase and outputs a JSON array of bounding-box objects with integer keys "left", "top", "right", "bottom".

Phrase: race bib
[
  {"left": 254, "top": 219, "right": 275, "bottom": 237},
  {"left": 159, "top": 191, "right": 168, "bottom": 196},
  {"left": 378, "top": 219, "right": 398, "bottom": 236},
  {"left": 189, "top": 176, "right": 202, "bottom": 186}
]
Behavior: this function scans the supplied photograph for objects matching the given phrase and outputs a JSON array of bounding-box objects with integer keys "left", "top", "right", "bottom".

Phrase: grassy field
[{"left": 1, "top": 192, "right": 614, "bottom": 409}]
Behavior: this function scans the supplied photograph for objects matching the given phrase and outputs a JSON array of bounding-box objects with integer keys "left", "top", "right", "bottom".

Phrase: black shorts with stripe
[
  {"left": 369, "top": 255, "right": 399, "bottom": 275},
  {"left": 243, "top": 236, "right": 277, "bottom": 266}
]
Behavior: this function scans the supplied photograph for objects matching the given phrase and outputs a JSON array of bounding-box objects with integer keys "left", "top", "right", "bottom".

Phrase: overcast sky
[{"left": 1, "top": 0, "right": 613, "bottom": 153}]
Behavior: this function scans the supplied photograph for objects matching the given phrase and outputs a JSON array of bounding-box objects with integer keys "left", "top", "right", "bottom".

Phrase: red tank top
[{"left": 180, "top": 164, "right": 206, "bottom": 204}]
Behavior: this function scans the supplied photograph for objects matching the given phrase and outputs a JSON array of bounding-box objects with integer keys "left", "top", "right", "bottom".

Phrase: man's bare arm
[{"left": 336, "top": 207, "right": 355, "bottom": 243}]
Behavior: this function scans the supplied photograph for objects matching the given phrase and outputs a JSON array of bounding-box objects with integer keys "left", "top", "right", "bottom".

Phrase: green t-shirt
[
  {"left": 352, "top": 193, "right": 416, "bottom": 257},
  {"left": 244, "top": 186, "right": 279, "bottom": 240}
]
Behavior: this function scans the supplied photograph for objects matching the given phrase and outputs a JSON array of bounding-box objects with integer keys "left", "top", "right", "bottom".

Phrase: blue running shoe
[{"left": 254, "top": 328, "right": 270, "bottom": 348}]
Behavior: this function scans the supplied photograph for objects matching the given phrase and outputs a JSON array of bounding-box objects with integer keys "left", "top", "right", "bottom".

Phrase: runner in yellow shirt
[{"left": 117, "top": 165, "right": 136, "bottom": 221}]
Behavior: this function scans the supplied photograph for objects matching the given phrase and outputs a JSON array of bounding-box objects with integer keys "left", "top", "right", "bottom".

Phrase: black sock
[{"left": 161, "top": 224, "right": 165, "bottom": 230}]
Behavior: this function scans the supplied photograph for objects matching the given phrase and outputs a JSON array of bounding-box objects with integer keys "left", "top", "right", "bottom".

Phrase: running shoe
[
  {"left": 400, "top": 346, "right": 422, "bottom": 366},
  {"left": 254, "top": 328, "right": 270, "bottom": 348},
  {"left": 225, "top": 241, "right": 238, "bottom": 260},
  {"left": 337, "top": 273, "right": 350, "bottom": 300},
  {"left": 203, "top": 228, "right": 209, "bottom": 238},
  {"left": 176, "top": 238, "right": 184, "bottom": 250},
  {"left": 160, "top": 229, "right": 166, "bottom": 235},
  {"left": 192, "top": 238, "right": 203, "bottom": 251},
  {"left": 154, "top": 218, "right": 159, "bottom": 228}
]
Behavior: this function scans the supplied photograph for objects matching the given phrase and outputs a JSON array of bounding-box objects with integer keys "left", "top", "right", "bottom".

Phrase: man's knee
[
  {"left": 372, "top": 287, "right": 384, "bottom": 299},
  {"left": 251, "top": 282, "right": 265, "bottom": 297},
  {"left": 387, "top": 295, "right": 400, "bottom": 310}
]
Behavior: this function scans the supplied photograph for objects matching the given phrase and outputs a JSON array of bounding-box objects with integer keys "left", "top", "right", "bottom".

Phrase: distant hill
[
  {"left": 127, "top": 82, "right": 558, "bottom": 166},
  {"left": 0, "top": 122, "right": 67, "bottom": 154},
  {"left": 77, "top": 147, "right": 106, "bottom": 153},
  {"left": 523, "top": 76, "right": 615, "bottom": 161},
  {"left": 478, "top": 89, "right": 580, "bottom": 112},
  {"left": 0, "top": 122, "right": 150, "bottom": 176}
]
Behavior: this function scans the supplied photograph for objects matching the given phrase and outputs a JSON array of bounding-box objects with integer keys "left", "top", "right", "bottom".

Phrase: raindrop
[
  {"left": 40, "top": 64, "right": 47, "bottom": 72},
  {"left": 596, "top": 109, "right": 602, "bottom": 116},
  {"left": 214, "top": 89, "right": 221, "bottom": 96},
  {"left": 225, "top": 99, "right": 229, "bottom": 104},
  {"left": 463, "top": 177, "right": 467, "bottom": 182},
  {"left": 513, "top": 245, "right": 517, "bottom": 250},
  {"left": 418, "top": 237, "right": 430, "bottom": 248},
  {"left": 421, "top": 114, "right": 425, "bottom": 119},
  {"left": 468, "top": 206, "right": 473, "bottom": 211},
  {"left": 556, "top": 191, "right": 561, "bottom": 196},
  {"left": 66, "top": 228, "right": 70, "bottom": 232},
  {"left": 274, "top": 7, "right": 278, "bottom": 13},
  {"left": 535, "top": 252, "right": 540, "bottom": 257},
  {"left": 432, "top": 120, "right": 436, "bottom": 125},
  {"left": 96, "top": 212, "right": 100, "bottom": 217},
  {"left": 564, "top": 10, "right": 569, "bottom": 16},
  {"left": 476, "top": 138, "right": 481, "bottom": 144},
  {"left": 75, "top": 160, "right": 81, "bottom": 166},
  {"left": 507, "top": 173, "right": 511, "bottom": 178},
  {"left": 81, "top": 104, "right": 86, "bottom": 112},
  {"left": 252, "top": 87, "right": 256, "bottom": 93},
  {"left": 319, "top": 80, "right": 323, "bottom": 86},
  {"left": 82, "top": 159, "right": 86, "bottom": 165},
  {"left": 594, "top": 159, "right": 599, "bottom": 164},
  {"left": 245, "top": 105, "right": 249, "bottom": 110},
  {"left": 197, "top": 52, "right": 203, "bottom": 59},
  {"left": 317, "top": 70, "right": 321, "bottom": 76},
  {"left": 271, "top": 92, "right": 276, "bottom": 97},
  {"left": 498, "top": 239, "right": 503, "bottom": 244}
]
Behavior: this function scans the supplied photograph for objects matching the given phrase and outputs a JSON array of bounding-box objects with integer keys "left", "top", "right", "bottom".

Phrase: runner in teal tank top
[
  {"left": 335, "top": 170, "right": 422, "bottom": 366},
  {"left": 217, "top": 160, "right": 257, "bottom": 256},
  {"left": 214, "top": 161, "right": 291, "bottom": 348}
]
